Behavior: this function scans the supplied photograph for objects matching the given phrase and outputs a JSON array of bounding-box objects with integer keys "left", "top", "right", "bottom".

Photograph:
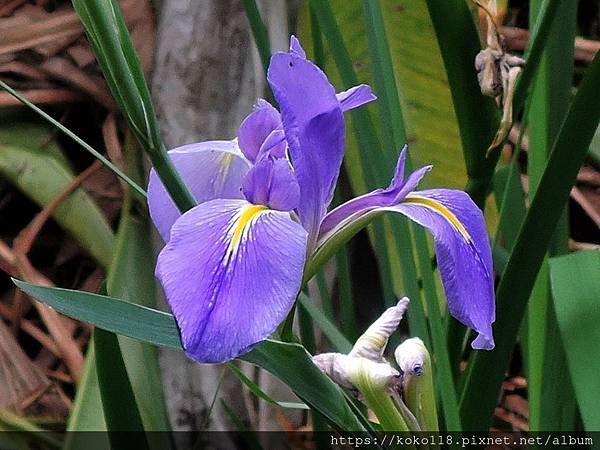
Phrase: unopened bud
[
  {"left": 350, "top": 297, "right": 409, "bottom": 361},
  {"left": 394, "top": 337, "right": 427, "bottom": 376},
  {"left": 394, "top": 338, "right": 438, "bottom": 431}
]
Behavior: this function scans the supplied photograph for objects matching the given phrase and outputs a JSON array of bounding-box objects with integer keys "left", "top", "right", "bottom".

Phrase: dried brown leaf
[{"left": 0, "top": 319, "right": 49, "bottom": 408}]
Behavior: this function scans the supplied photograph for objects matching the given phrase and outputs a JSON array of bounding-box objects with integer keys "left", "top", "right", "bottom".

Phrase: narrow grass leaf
[
  {"left": 0, "top": 80, "right": 146, "bottom": 199},
  {"left": 526, "top": 0, "right": 577, "bottom": 430},
  {"left": 94, "top": 329, "right": 149, "bottom": 449},
  {"left": 13, "top": 280, "right": 183, "bottom": 349},
  {"left": 242, "top": 0, "right": 271, "bottom": 73},
  {"left": 106, "top": 136, "right": 172, "bottom": 435},
  {"left": 226, "top": 363, "right": 309, "bottom": 410},
  {"left": 298, "top": 293, "right": 352, "bottom": 353}
]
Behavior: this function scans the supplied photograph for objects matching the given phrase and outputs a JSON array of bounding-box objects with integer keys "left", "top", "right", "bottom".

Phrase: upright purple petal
[
  {"left": 386, "top": 189, "right": 495, "bottom": 349},
  {"left": 242, "top": 157, "right": 300, "bottom": 211},
  {"left": 238, "top": 99, "right": 282, "bottom": 163},
  {"left": 147, "top": 141, "right": 251, "bottom": 241},
  {"left": 268, "top": 50, "right": 344, "bottom": 243},
  {"left": 336, "top": 84, "right": 377, "bottom": 112},
  {"left": 156, "top": 199, "right": 308, "bottom": 363},
  {"left": 256, "top": 129, "right": 287, "bottom": 161},
  {"left": 289, "top": 35, "right": 306, "bottom": 59}
]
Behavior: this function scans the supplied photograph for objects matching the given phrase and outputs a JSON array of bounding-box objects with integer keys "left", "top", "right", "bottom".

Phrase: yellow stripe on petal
[
  {"left": 230, "top": 204, "right": 268, "bottom": 251},
  {"left": 403, "top": 194, "right": 472, "bottom": 242}
]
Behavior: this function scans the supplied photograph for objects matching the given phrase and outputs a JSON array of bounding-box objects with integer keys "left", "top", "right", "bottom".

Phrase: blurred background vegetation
[{"left": 0, "top": 0, "right": 599, "bottom": 444}]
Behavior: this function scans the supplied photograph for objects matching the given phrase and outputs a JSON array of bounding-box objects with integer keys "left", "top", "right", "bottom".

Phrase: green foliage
[
  {"left": 12, "top": 281, "right": 371, "bottom": 432},
  {"left": 71, "top": 0, "right": 195, "bottom": 211},
  {"left": 525, "top": 0, "right": 576, "bottom": 431},
  {"left": 4, "top": 0, "right": 599, "bottom": 436},
  {"left": 106, "top": 138, "right": 172, "bottom": 434},
  {"left": 0, "top": 124, "right": 114, "bottom": 268},
  {"left": 460, "top": 53, "right": 600, "bottom": 430},
  {"left": 550, "top": 251, "right": 600, "bottom": 431},
  {"left": 94, "top": 329, "right": 148, "bottom": 439}
]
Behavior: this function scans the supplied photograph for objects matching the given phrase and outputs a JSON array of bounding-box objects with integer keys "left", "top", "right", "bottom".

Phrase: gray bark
[{"left": 151, "top": 0, "right": 298, "bottom": 433}]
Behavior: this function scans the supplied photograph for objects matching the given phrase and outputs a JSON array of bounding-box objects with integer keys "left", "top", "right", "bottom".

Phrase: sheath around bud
[
  {"left": 311, "top": 352, "right": 354, "bottom": 389},
  {"left": 312, "top": 352, "right": 400, "bottom": 391}
]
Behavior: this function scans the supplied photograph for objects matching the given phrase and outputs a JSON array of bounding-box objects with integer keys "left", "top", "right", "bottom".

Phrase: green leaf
[
  {"left": 226, "top": 363, "right": 309, "bottom": 410},
  {"left": 106, "top": 137, "right": 172, "bottom": 434},
  {"left": 362, "top": 0, "right": 462, "bottom": 430},
  {"left": 493, "top": 165, "right": 527, "bottom": 253},
  {"left": 588, "top": 123, "right": 600, "bottom": 166},
  {"left": 242, "top": 340, "right": 371, "bottom": 431},
  {"left": 423, "top": 0, "right": 499, "bottom": 207},
  {"left": 305, "top": 0, "right": 428, "bottom": 350},
  {"left": 0, "top": 130, "right": 114, "bottom": 269},
  {"left": 63, "top": 342, "right": 109, "bottom": 450},
  {"left": 13, "top": 280, "right": 182, "bottom": 349},
  {"left": 459, "top": 53, "right": 600, "bottom": 430},
  {"left": 525, "top": 0, "right": 577, "bottom": 431},
  {"left": 94, "top": 329, "right": 148, "bottom": 442},
  {"left": 0, "top": 81, "right": 146, "bottom": 198},
  {"left": 297, "top": 292, "right": 352, "bottom": 353},
  {"left": 304, "top": 0, "right": 465, "bottom": 190},
  {"left": 549, "top": 251, "right": 600, "bottom": 431},
  {"left": 242, "top": 0, "right": 271, "bottom": 73},
  {"left": 13, "top": 281, "right": 370, "bottom": 432},
  {"left": 72, "top": 0, "right": 195, "bottom": 212}
]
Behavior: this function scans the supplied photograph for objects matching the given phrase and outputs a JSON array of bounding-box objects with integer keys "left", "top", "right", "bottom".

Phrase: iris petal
[
  {"left": 319, "top": 147, "right": 431, "bottom": 236},
  {"left": 156, "top": 199, "right": 308, "bottom": 363},
  {"left": 316, "top": 148, "right": 494, "bottom": 349},
  {"left": 242, "top": 157, "right": 300, "bottom": 211},
  {"left": 237, "top": 99, "right": 282, "bottom": 163},
  {"left": 336, "top": 84, "right": 377, "bottom": 112},
  {"left": 385, "top": 189, "right": 495, "bottom": 349},
  {"left": 268, "top": 51, "right": 344, "bottom": 242},
  {"left": 147, "top": 141, "right": 251, "bottom": 241}
]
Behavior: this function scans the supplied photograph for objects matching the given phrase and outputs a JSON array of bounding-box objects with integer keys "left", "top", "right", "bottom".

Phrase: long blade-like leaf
[
  {"left": 72, "top": 0, "right": 195, "bottom": 212},
  {"left": 460, "top": 54, "right": 600, "bottom": 430},
  {"left": 549, "top": 251, "right": 600, "bottom": 431},
  {"left": 13, "top": 281, "right": 370, "bottom": 432}
]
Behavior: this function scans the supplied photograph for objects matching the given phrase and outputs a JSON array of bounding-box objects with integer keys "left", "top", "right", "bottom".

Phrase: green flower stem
[
  {"left": 402, "top": 351, "right": 438, "bottom": 432},
  {"left": 351, "top": 360, "right": 412, "bottom": 436}
]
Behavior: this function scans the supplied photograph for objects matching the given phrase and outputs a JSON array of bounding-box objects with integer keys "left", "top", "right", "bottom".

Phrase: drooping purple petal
[
  {"left": 268, "top": 49, "right": 344, "bottom": 243},
  {"left": 242, "top": 157, "right": 300, "bottom": 211},
  {"left": 156, "top": 199, "right": 308, "bottom": 363},
  {"left": 385, "top": 189, "right": 495, "bottom": 349},
  {"left": 237, "top": 99, "right": 282, "bottom": 163},
  {"left": 147, "top": 141, "right": 251, "bottom": 241},
  {"left": 336, "top": 84, "right": 377, "bottom": 112},
  {"left": 319, "top": 147, "right": 431, "bottom": 236}
]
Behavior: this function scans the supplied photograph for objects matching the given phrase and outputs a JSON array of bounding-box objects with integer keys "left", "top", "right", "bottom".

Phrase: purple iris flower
[{"left": 147, "top": 37, "right": 495, "bottom": 364}]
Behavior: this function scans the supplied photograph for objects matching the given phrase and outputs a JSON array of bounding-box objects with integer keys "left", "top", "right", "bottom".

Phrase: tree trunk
[{"left": 151, "top": 0, "right": 296, "bottom": 434}]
